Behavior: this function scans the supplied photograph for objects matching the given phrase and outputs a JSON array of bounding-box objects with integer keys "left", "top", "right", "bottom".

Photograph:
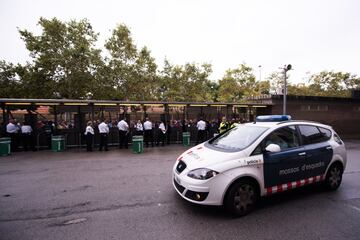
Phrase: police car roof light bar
[{"left": 256, "top": 115, "right": 292, "bottom": 122}]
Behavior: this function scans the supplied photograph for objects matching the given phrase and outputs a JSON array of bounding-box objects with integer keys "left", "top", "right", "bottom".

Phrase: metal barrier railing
[{"left": 31, "top": 126, "right": 219, "bottom": 149}]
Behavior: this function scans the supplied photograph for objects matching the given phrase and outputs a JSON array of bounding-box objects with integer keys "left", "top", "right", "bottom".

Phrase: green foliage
[
  {"left": 267, "top": 71, "right": 284, "bottom": 94},
  {"left": 105, "top": 24, "right": 137, "bottom": 62},
  {"left": 18, "top": 17, "right": 103, "bottom": 99},
  {"left": 218, "top": 74, "right": 239, "bottom": 102},
  {"left": 105, "top": 25, "right": 159, "bottom": 100},
  {"left": 267, "top": 70, "right": 360, "bottom": 97},
  {"left": 207, "top": 81, "right": 220, "bottom": 102},
  {"left": 157, "top": 60, "right": 213, "bottom": 101},
  {"left": 1, "top": 17, "right": 358, "bottom": 101},
  {"left": 0, "top": 61, "right": 22, "bottom": 98},
  {"left": 308, "top": 71, "right": 360, "bottom": 97},
  {"left": 157, "top": 60, "right": 185, "bottom": 101},
  {"left": 218, "top": 64, "right": 270, "bottom": 102},
  {"left": 132, "top": 47, "right": 158, "bottom": 100},
  {"left": 182, "top": 63, "right": 213, "bottom": 101},
  {"left": 255, "top": 80, "right": 270, "bottom": 95}
]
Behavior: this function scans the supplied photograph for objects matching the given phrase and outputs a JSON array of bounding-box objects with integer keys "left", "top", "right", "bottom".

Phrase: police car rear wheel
[
  {"left": 325, "top": 164, "right": 343, "bottom": 190},
  {"left": 225, "top": 179, "right": 258, "bottom": 217}
]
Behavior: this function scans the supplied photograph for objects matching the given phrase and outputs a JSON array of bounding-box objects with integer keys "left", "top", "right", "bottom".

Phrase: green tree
[
  {"left": 15, "top": 63, "right": 54, "bottom": 98},
  {"left": 267, "top": 70, "right": 360, "bottom": 97},
  {"left": 105, "top": 24, "right": 160, "bottom": 101},
  {"left": 308, "top": 71, "right": 360, "bottom": 97},
  {"left": 182, "top": 63, "right": 213, "bottom": 102},
  {"left": 0, "top": 61, "right": 23, "bottom": 98},
  {"left": 218, "top": 75, "right": 240, "bottom": 102},
  {"left": 130, "top": 46, "right": 158, "bottom": 100},
  {"left": 254, "top": 80, "right": 270, "bottom": 95},
  {"left": 287, "top": 83, "right": 314, "bottom": 96},
  {"left": 157, "top": 60, "right": 186, "bottom": 101},
  {"left": 266, "top": 71, "right": 312, "bottom": 96},
  {"left": 157, "top": 60, "right": 213, "bottom": 102},
  {"left": 89, "top": 60, "right": 117, "bottom": 100},
  {"left": 207, "top": 81, "right": 220, "bottom": 102},
  {"left": 267, "top": 71, "right": 284, "bottom": 94},
  {"left": 218, "top": 63, "right": 268, "bottom": 102},
  {"left": 105, "top": 24, "right": 138, "bottom": 100},
  {"left": 19, "top": 17, "right": 104, "bottom": 99}
]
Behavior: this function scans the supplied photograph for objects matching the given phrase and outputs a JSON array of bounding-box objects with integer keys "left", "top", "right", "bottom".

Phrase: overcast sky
[{"left": 0, "top": 0, "right": 359, "bottom": 84}]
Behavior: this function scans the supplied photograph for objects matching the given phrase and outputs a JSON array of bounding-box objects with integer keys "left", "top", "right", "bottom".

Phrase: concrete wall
[{"left": 271, "top": 95, "right": 360, "bottom": 138}]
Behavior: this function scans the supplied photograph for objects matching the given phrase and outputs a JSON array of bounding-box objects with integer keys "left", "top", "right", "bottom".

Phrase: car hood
[{"left": 177, "top": 143, "right": 247, "bottom": 170}]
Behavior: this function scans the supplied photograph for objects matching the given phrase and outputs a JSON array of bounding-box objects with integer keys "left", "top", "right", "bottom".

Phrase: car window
[
  {"left": 208, "top": 125, "right": 268, "bottom": 151},
  {"left": 298, "top": 125, "right": 329, "bottom": 145},
  {"left": 252, "top": 126, "right": 300, "bottom": 154},
  {"left": 318, "top": 127, "right": 332, "bottom": 141}
]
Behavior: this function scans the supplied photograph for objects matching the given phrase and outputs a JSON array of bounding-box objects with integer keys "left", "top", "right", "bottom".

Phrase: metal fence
[{"left": 14, "top": 124, "right": 220, "bottom": 150}]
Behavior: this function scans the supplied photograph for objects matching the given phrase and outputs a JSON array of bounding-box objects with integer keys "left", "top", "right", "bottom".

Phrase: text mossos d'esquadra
[{"left": 279, "top": 162, "right": 325, "bottom": 176}]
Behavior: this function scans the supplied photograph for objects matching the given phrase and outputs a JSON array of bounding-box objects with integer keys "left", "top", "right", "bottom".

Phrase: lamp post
[
  {"left": 258, "top": 65, "right": 262, "bottom": 81},
  {"left": 282, "top": 64, "right": 292, "bottom": 115}
]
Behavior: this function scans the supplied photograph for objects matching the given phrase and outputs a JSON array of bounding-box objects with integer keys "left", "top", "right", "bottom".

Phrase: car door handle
[
  {"left": 298, "top": 152, "right": 306, "bottom": 156},
  {"left": 326, "top": 146, "right": 332, "bottom": 150}
]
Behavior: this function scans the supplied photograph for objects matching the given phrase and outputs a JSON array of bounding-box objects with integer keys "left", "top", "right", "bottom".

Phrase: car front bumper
[{"left": 172, "top": 169, "right": 232, "bottom": 206}]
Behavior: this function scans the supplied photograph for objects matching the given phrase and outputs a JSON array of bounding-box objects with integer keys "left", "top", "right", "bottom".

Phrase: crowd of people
[
  {"left": 83, "top": 116, "right": 246, "bottom": 152},
  {"left": 0, "top": 116, "right": 247, "bottom": 152},
  {"left": 0, "top": 119, "right": 56, "bottom": 152}
]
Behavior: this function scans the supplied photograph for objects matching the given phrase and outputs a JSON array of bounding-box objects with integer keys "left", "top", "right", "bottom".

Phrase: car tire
[
  {"left": 324, "top": 163, "right": 343, "bottom": 191},
  {"left": 224, "top": 179, "right": 259, "bottom": 217}
]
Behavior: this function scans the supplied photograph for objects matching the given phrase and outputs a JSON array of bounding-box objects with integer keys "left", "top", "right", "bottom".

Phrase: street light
[
  {"left": 258, "top": 65, "right": 262, "bottom": 81},
  {"left": 282, "top": 64, "right": 292, "bottom": 115}
]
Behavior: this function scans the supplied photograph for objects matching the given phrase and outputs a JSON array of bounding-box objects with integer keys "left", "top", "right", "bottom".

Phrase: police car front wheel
[
  {"left": 324, "top": 163, "right": 343, "bottom": 191},
  {"left": 224, "top": 179, "right": 259, "bottom": 217}
]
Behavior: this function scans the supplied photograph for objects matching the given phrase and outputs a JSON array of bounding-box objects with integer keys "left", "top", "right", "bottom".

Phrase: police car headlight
[{"left": 187, "top": 168, "right": 219, "bottom": 180}]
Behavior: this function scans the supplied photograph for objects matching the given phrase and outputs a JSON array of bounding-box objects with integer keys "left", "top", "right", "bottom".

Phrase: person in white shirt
[
  {"left": 84, "top": 121, "right": 94, "bottom": 152},
  {"left": 157, "top": 120, "right": 167, "bottom": 146},
  {"left": 143, "top": 117, "right": 154, "bottom": 147},
  {"left": 98, "top": 119, "right": 109, "bottom": 151},
  {"left": 6, "top": 119, "right": 19, "bottom": 151},
  {"left": 21, "top": 121, "right": 34, "bottom": 151},
  {"left": 135, "top": 120, "right": 144, "bottom": 136},
  {"left": 6, "top": 120, "right": 18, "bottom": 134},
  {"left": 196, "top": 117, "right": 207, "bottom": 144},
  {"left": 117, "top": 117, "right": 129, "bottom": 149}
]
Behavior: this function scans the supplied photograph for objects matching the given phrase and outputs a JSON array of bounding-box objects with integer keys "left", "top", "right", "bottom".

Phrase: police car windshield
[{"left": 209, "top": 125, "right": 268, "bottom": 151}]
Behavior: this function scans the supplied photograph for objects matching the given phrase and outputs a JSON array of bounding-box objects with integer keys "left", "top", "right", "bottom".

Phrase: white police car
[{"left": 173, "top": 115, "right": 347, "bottom": 216}]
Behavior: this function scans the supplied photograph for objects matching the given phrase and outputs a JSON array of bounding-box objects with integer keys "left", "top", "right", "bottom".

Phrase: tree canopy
[
  {"left": 267, "top": 70, "right": 360, "bottom": 97},
  {"left": 218, "top": 64, "right": 270, "bottom": 102},
  {"left": 18, "top": 18, "right": 103, "bottom": 99},
  {"left": 0, "top": 17, "right": 359, "bottom": 101}
]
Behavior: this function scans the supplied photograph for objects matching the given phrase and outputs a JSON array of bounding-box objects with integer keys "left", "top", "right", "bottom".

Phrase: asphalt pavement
[{"left": 0, "top": 141, "right": 360, "bottom": 240}]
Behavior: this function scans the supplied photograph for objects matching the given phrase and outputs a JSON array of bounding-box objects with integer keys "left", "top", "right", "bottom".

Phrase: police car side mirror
[{"left": 265, "top": 144, "right": 281, "bottom": 153}]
